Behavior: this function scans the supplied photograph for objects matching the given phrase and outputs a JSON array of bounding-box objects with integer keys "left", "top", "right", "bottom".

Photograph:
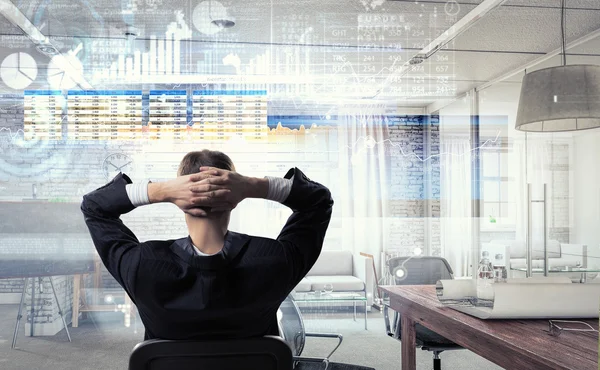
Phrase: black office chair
[
  {"left": 278, "top": 295, "right": 375, "bottom": 370},
  {"left": 129, "top": 335, "right": 293, "bottom": 370},
  {"left": 382, "top": 256, "right": 463, "bottom": 370}
]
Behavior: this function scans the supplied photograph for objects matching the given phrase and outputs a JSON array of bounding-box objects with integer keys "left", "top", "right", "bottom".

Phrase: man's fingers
[
  {"left": 196, "top": 176, "right": 228, "bottom": 186},
  {"left": 191, "top": 197, "right": 219, "bottom": 206},
  {"left": 190, "top": 190, "right": 231, "bottom": 205},
  {"left": 189, "top": 183, "right": 227, "bottom": 193},
  {"left": 200, "top": 167, "right": 226, "bottom": 175},
  {"left": 184, "top": 208, "right": 207, "bottom": 217},
  {"left": 188, "top": 171, "right": 217, "bottom": 182}
]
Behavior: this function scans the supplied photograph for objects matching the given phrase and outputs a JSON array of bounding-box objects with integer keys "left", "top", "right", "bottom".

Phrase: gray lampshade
[{"left": 515, "top": 65, "right": 600, "bottom": 132}]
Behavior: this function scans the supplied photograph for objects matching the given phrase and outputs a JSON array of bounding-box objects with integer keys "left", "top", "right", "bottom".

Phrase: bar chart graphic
[{"left": 93, "top": 30, "right": 182, "bottom": 81}]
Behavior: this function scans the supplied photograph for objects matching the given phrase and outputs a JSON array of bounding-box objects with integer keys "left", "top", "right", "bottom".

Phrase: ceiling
[{"left": 0, "top": 0, "right": 599, "bottom": 108}]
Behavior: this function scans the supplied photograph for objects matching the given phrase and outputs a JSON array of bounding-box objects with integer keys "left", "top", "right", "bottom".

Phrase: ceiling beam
[
  {"left": 426, "top": 26, "right": 600, "bottom": 113},
  {"left": 369, "top": 0, "right": 509, "bottom": 99},
  {"left": 475, "top": 27, "right": 600, "bottom": 91}
]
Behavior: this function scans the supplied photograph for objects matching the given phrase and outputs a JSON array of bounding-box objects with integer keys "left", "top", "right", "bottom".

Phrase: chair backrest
[
  {"left": 277, "top": 295, "right": 305, "bottom": 357},
  {"left": 387, "top": 256, "right": 454, "bottom": 285},
  {"left": 384, "top": 257, "right": 460, "bottom": 348},
  {"left": 129, "top": 336, "right": 293, "bottom": 370}
]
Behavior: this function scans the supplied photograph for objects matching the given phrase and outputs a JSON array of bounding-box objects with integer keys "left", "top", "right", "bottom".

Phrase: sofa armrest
[
  {"left": 560, "top": 244, "right": 587, "bottom": 267},
  {"left": 586, "top": 245, "right": 600, "bottom": 269},
  {"left": 352, "top": 254, "right": 374, "bottom": 307}
]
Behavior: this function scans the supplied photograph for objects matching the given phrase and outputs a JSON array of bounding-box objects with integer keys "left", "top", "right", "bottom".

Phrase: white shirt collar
[{"left": 191, "top": 243, "right": 218, "bottom": 257}]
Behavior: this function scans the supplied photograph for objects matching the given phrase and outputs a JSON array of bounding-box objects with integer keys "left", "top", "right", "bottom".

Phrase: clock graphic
[{"left": 102, "top": 153, "right": 134, "bottom": 180}]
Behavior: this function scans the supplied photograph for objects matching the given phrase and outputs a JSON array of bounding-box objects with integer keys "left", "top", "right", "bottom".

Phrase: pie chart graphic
[{"left": 0, "top": 52, "right": 38, "bottom": 90}]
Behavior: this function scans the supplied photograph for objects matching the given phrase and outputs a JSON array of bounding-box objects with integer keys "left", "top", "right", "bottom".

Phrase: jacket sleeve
[
  {"left": 80, "top": 173, "right": 141, "bottom": 295},
  {"left": 277, "top": 168, "right": 334, "bottom": 291}
]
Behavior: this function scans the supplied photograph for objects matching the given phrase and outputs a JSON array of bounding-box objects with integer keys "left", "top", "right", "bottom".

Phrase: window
[{"left": 480, "top": 139, "right": 515, "bottom": 226}]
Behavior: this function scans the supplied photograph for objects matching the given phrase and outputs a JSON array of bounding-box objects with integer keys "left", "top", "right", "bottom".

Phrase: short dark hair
[{"left": 178, "top": 150, "right": 234, "bottom": 176}]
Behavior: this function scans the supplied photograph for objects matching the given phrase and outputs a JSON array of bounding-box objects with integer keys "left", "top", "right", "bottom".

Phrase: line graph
[
  {"left": 0, "top": 127, "right": 25, "bottom": 141},
  {"left": 1, "top": 123, "right": 501, "bottom": 165},
  {"left": 350, "top": 130, "right": 501, "bottom": 162}
]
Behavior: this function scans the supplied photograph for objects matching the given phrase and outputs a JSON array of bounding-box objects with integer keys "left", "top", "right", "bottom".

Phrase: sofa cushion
[
  {"left": 510, "top": 258, "right": 544, "bottom": 269},
  {"left": 307, "top": 250, "right": 353, "bottom": 276},
  {"left": 492, "top": 240, "right": 561, "bottom": 259},
  {"left": 294, "top": 278, "right": 311, "bottom": 292},
  {"left": 306, "top": 275, "right": 365, "bottom": 292},
  {"left": 491, "top": 240, "right": 524, "bottom": 258},
  {"left": 533, "top": 240, "right": 561, "bottom": 259},
  {"left": 551, "top": 244, "right": 585, "bottom": 267}
]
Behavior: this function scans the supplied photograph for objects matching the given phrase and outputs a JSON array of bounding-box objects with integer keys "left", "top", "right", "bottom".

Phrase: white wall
[{"left": 571, "top": 130, "right": 600, "bottom": 247}]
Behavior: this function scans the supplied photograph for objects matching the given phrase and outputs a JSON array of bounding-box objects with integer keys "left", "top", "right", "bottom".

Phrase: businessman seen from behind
[{"left": 81, "top": 150, "right": 333, "bottom": 340}]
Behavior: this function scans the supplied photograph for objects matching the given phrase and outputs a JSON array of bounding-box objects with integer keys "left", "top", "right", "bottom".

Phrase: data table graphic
[
  {"left": 66, "top": 90, "right": 143, "bottom": 140},
  {"left": 192, "top": 90, "right": 268, "bottom": 141},
  {"left": 24, "top": 90, "right": 63, "bottom": 140},
  {"left": 148, "top": 90, "right": 187, "bottom": 140},
  {"left": 21, "top": 89, "right": 268, "bottom": 141}
]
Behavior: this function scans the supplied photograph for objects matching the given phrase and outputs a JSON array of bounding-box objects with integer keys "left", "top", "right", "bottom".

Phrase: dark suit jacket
[{"left": 81, "top": 167, "right": 333, "bottom": 340}]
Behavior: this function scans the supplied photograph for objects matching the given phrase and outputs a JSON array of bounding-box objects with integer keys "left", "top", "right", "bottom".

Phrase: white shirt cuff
[
  {"left": 265, "top": 176, "right": 293, "bottom": 203},
  {"left": 125, "top": 180, "right": 151, "bottom": 207}
]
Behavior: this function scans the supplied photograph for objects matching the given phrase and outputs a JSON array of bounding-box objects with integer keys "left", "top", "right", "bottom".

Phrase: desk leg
[
  {"left": 364, "top": 300, "right": 368, "bottom": 330},
  {"left": 401, "top": 315, "right": 416, "bottom": 370},
  {"left": 72, "top": 275, "right": 80, "bottom": 328}
]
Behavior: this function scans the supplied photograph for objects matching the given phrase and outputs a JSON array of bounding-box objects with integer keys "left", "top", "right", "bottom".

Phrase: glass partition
[{"left": 478, "top": 81, "right": 586, "bottom": 281}]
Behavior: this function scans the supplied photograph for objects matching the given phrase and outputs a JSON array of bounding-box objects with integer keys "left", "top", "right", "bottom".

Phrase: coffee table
[{"left": 292, "top": 291, "right": 368, "bottom": 329}]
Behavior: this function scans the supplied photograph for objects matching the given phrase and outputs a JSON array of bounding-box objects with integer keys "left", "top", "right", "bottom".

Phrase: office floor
[{"left": 0, "top": 304, "right": 502, "bottom": 370}]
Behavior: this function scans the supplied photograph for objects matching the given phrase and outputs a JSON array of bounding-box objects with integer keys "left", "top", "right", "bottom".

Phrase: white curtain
[
  {"left": 510, "top": 135, "right": 551, "bottom": 242},
  {"left": 440, "top": 136, "right": 473, "bottom": 277},
  {"left": 338, "top": 105, "right": 390, "bottom": 279}
]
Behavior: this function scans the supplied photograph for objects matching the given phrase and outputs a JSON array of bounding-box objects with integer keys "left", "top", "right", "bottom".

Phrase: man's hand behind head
[
  {"left": 159, "top": 166, "right": 267, "bottom": 217},
  {"left": 190, "top": 167, "right": 251, "bottom": 212},
  {"left": 160, "top": 170, "right": 235, "bottom": 217}
]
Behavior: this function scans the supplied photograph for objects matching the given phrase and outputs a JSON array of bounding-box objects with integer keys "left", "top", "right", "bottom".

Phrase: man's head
[
  {"left": 178, "top": 149, "right": 235, "bottom": 177},
  {"left": 178, "top": 150, "right": 235, "bottom": 230}
]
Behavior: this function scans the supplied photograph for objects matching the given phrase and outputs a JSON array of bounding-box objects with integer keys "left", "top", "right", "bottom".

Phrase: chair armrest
[
  {"left": 383, "top": 304, "right": 399, "bottom": 339},
  {"left": 352, "top": 254, "right": 374, "bottom": 306},
  {"left": 383, "top": 304, "right": 394, "bottom": 337},
  {"left": 305, "top": 332, "right": 343, "bottom": 360}
]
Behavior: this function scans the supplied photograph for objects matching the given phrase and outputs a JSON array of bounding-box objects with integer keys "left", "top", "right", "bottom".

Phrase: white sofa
[
  {"left": 294, "top": 250, "right": 374, "bottom": 308},
  {"left": 488, "top": 239, "right": 587, "bottom": 270},
  {"left": 488, "top": 239, "right": 588, "bottom": 281}
]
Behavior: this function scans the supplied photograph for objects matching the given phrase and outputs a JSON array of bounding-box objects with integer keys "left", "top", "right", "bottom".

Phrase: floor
[{"left": 0, "top": 304, "right": 503, "bottom": 370}]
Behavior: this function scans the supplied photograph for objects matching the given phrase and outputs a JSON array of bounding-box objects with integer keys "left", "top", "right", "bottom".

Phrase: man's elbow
[
  {"left": 80, "top": 195, "right": 88, "bottom": 213},
  {"left": 80, "top": 194, "right": 100, "bottom": 217}
]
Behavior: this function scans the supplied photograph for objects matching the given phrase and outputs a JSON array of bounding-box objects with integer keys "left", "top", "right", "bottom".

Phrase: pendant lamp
[{"left": 515, "top": 1, "right": 600, "bottom": 132}]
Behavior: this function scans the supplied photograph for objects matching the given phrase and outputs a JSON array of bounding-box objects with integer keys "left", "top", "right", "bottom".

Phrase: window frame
[{"left": 480, "top": 137, "right": 515, "bottom": 229}]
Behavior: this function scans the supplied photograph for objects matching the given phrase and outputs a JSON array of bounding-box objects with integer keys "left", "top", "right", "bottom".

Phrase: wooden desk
[{"left": 381, "top": 285, "right": 598, "bottom": 370}]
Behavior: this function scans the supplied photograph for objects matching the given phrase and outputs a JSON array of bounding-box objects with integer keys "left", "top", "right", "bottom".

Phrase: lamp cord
[{"left": 561, "top": 0, "right": 566, "bottom": 66}]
